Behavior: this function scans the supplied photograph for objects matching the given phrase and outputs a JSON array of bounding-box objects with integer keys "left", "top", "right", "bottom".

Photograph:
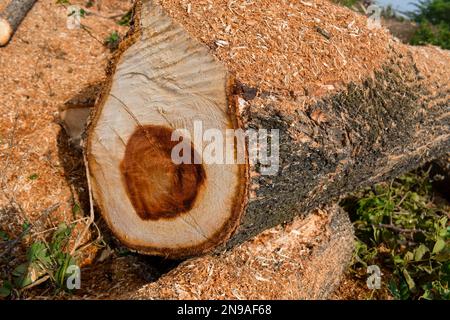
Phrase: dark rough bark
[
  {"left": 0, "top": 0, "right": 36, "bottom": 45},
  {"left": 225, "top": 53, "right": 449, "bottom": 249},
  {"left": 1, "top": 0, "right": 36, "bottom": 31}
]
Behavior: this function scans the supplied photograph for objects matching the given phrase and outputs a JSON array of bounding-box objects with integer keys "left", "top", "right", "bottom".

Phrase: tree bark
[
  {"left": 81, "top": 0, "right": 450, "bottom": 258},
  {"left": 0, "top": 0, "right": 37, "bottom": 46},
  {"left": 227, "top": 55, "right": 450, "bottom": 249}
]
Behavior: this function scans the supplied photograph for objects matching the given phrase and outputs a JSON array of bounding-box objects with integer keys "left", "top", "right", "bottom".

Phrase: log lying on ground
[
  {"left": 0, "top": 0, "right": 36, "bottom": 46},
  {"left": 126, "top": 204, "right": 354, "bottom": 299},
  {"left": 83, "top": 0, "right": 450, "bottom": 258},
  {"left": 75, "top": 204, "right": 353, "bottom": 299}
]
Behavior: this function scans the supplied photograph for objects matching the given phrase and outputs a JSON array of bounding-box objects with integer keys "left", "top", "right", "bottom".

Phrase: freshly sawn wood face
[
  {"left": 120, "top": 125, "right": 206, "bottom": 221},
  {"left": 86, "top": 0, "right": 247, "bottom": 257}
]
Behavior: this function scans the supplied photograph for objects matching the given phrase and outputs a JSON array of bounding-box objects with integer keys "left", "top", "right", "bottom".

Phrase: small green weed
[
  {"left": 0, "top": 223, "right": 77, "bottom": 298},
  {"left": 28, "top": 173, "right": 38, "bottom": 180},
  {"left": 104, "top": 31, "right": 120, "bottom": 51},
  {"left": 117, "top": 11, "right": 132, "bottom": 26},
  {"left": 342, "top": 167, "right": 450, "bottom": 300}
]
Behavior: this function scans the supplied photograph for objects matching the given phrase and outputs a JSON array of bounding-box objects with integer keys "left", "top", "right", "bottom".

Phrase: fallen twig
[
  {"left": 378, "top": 223, "right": 425, "bottom": 235},
  {"left": 70, "top": 153, "right": 95, "bottom": 255}
]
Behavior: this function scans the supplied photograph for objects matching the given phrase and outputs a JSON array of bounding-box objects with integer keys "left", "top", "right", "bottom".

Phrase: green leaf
[
  {"left": 55, "top": 254, "right": 76, "bottom": 288},
  {"left": 402, "top": 268, "right": 416, "bottom": 292},
  {"left": 50, "top": 223, "right": 71, "bottom": 253},
  {"left": 0, "top": 281, "right": 12, "bottom": 298},
  {"left": 414, "top": 244, "right": 429, "bottom": 261},
  {"left": 22, "top": 221, "right": 31, "bottom": 231},
  {"left": 417, "top": 264, "right": 434, "bottom": 274},
  {"left": 389, "top": 277, "right": 410, "bottom": 300},
  {"left": 388, "top": 279, "right": 400, "bottom": 300},
  {"left": 72, "top": 203, "right": 80, "bottom": 215},
  {"left": 0, "top": 230, "right": 9, "bottom": 241},
  {"left": 12, "top": 263, "right": 27, "bottom": 278},
  {"left": 432, "top": 238, "right": 446, "bottom": 254},
  {"left": 439, "top": 216, "right": 448, "bottom": 228},
  {"left": 435, "top": 249, "right": 450, "bottom": 262},
  {"left": 28, "top": 173, "right": 38, "bottom": 180},
  {"left": 27, "top": 242, "right": 51, "bottom": 267},
  {"left": 393, "top": 255, "right": 404, "bottom": 265},
  {"left": 117, "top": 11, "right": 132, "bottom": 26},
  {"left": 12, "top": 263, "right": 32, "bottom": 288},
  {"left": 438, "top": 227, "right": 449, "bottom": 238},
  {"left": 105, "top": 31, "right": 120, "bottom": 44},
  {"left": 404, "top": 251, "right": 414, "bottom": 263},
  {"left": 27, "top": 242, "right": 45, "bottom": 260},
  {"left": 410, "top": 192, "right": 420, "bottom": 202},
  {"left": 420, "top": 284, "right": 433, "bottom": 300}
]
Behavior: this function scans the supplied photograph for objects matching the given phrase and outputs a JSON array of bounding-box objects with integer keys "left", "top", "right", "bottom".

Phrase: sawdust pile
[
  {"left": 409, "top": 45, "right": 450, "bottom": 107},
  {"left": 158, "top": 0, "right": 391, "bottom": 97}
]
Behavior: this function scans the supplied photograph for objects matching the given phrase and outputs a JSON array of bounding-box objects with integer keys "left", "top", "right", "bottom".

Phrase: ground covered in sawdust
[
  {"left": 0, "top": 0, "right": 132, "bottom": 299},
  {"left": 0, "top": 0, "right": 447, "bottom": 300}
]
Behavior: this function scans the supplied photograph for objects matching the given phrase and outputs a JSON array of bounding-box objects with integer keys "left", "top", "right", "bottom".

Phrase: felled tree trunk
[
  {"left": 126, "top": 204, "right": 355, "bottom": 300},
  {"left": 0, "top": 0, "right": 36, "bottom": 46},
  {"left": 82, "top": 0, "right": 450, "bottom": 258}
]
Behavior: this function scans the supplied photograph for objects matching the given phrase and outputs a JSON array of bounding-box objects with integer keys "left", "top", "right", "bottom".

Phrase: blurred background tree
[
  {"left": 409, "top": 0, "right": 450, "bottom": 49},
  {"left": 334, "top": 0, "right": 449, "bottom": 49}
]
